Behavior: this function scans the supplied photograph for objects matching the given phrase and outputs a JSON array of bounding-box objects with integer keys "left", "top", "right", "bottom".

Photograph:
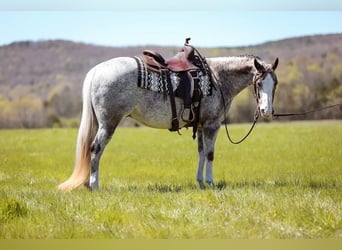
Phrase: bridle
[{"left": 252, "top": 66, "right": 276, "bottom": 104}]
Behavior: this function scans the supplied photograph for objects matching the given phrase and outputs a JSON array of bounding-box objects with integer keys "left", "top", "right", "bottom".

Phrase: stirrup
[{"left": 181, "top": 107, "right": 195, "bottom": 123}]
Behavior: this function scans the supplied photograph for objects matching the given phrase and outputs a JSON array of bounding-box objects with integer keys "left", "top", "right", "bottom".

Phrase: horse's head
[{"left": 253, "top": 57, "right": 279, "bottom": 119}]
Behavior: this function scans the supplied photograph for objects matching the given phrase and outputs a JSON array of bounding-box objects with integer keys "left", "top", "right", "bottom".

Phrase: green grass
[{"left": 0, "top": 121, "right": 341, "bottom": 238}]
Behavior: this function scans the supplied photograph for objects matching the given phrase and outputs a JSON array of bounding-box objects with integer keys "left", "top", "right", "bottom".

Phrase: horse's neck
[{"left": 207, "top": 57, "right": 255, "bottom": 97}]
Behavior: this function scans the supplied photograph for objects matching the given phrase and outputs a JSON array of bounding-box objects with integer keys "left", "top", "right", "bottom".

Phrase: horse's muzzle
[{"left": 259, "top": 108, "right": 273, "bottom": 120}]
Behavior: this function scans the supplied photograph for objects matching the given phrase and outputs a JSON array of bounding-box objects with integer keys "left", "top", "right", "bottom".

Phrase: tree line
[{"left": 0, "top": 35, "right": 341, "bottom": 129}]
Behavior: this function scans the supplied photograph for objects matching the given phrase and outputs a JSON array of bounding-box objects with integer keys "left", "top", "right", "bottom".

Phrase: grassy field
[{"left": 0, "top": 121, "right": 341, "bottom": 239}]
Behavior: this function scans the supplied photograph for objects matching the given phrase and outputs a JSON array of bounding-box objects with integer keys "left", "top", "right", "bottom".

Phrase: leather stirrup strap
[{"left": 164, "top": 70, "right": 179, "bottom": 132}]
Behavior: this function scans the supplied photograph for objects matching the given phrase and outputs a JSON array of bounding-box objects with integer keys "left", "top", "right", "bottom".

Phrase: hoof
[
  {"left": 198, "top": 180, "right": 215, "bottom": 189},
  {"left": 206, "top": 180, "right": 215, "bottom": 189},
  {"left": 198, "top": 181, "right": 206, "bottom": 190},
  {"left": 84, "top": 182, "right": 99, "bottom": 191}
]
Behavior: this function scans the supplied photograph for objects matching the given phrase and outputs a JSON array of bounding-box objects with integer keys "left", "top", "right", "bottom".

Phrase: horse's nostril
[{"left": 260, "top": 109, "right": 265, "bottom": 114}]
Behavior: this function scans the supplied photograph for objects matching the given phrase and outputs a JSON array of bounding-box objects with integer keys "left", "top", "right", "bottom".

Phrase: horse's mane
[
  {"left": 207, "top": 54, "right": 264, "bottom": 74},
  {"left": 238, "top": 54, "right": 261, "bottom": 60}
]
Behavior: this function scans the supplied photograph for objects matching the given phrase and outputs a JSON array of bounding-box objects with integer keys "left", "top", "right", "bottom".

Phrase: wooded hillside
[{"left": 0, "top": 34, "right": 341, "bottom": 128}]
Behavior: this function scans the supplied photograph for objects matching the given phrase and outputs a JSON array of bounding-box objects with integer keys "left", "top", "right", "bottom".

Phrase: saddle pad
[{"left": 134, "top": 56, "right": 212, "bottom": 96}]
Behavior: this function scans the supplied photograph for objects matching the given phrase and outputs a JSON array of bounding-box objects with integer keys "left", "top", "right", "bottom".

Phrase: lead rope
[{"left": 273, "top": 104, "right": 342, "bottom": 118}]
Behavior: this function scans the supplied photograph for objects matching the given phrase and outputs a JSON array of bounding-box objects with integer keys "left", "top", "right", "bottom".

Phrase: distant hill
[{"left": 0, "top": 34, "right": 341, "bottom": 128}]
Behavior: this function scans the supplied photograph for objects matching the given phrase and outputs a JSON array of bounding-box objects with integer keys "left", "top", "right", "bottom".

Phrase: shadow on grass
[
  {"left": 101, "top": 178, "right": 340, "bottom": 193},
  {"left": 215, "top": 179, "right": 341, "bottom": 190}
]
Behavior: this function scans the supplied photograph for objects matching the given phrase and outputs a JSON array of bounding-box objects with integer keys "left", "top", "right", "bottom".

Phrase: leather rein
[{"left": 220, "top": 69, "right": 267, "bottom": 145}]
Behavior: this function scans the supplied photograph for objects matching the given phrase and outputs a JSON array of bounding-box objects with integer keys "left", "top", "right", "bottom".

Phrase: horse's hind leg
[{"left": 88, "top": 123, "right": 117, "bottom": 190}]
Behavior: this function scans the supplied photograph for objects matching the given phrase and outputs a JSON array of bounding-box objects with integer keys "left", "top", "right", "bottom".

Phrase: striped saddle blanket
[{"left": 134, "top": 56, "right": 212, "bottom": 97}]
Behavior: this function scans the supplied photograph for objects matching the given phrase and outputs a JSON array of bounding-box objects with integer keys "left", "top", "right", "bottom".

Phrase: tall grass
[{"left": 0, "top": 121, "right": 341, "bottom": 238}]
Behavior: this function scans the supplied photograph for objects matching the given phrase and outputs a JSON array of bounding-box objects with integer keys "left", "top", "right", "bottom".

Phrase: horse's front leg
[
  {"left": 196, "top": 128, "right": 206, "bottom": 189},
  {"left": 202, "top": 121, "right": 220, "bottom": 188}
]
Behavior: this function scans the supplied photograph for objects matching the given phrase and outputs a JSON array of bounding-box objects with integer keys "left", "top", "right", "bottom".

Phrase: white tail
[{"left": 58, "top": 69, "right": 98, "bottom": 192}]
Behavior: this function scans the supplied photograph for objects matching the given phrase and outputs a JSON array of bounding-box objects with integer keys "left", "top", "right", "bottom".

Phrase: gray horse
[{"left": 58, "top": 54, "right": 279, "bottom": 192}]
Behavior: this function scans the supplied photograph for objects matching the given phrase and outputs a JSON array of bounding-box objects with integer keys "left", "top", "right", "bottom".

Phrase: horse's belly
[
  {"left": 130, "top": 90, "right": 186, "bottom": 129},
  {"left": 130, "top": 108, "right": 173, "bottom": 129}
]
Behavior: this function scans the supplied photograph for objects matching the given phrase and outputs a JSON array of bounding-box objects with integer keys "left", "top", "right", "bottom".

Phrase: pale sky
[{"left": 0, "top": 0, "right": 341, "bottom": 47}]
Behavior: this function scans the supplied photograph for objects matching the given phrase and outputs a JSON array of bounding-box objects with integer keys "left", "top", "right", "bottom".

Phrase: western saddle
[
  {"left": 142, "top": 40, "right": 198, "bottom": 72},
  {"left": 141, "top": 38, "right": 206, "bottom": 135}
]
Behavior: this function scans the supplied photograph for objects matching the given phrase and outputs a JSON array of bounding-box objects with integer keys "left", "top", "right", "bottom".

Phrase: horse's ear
[
  {"left": 254, "top": 58, "right": 264, "bottom": 72},
  {"left": 272, "top": 57, "right": 279, "bottom": 71}
]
